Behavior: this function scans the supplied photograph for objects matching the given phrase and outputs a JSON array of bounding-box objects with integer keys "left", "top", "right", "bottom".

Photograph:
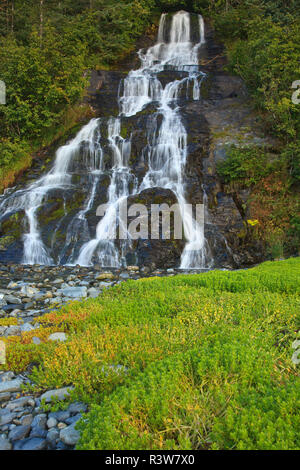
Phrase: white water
[
  {"left": 0, "top": 11, "right": 211, "bottom": 268},
  {"left": 0, "top": 118, "right": 100, "bottom": 265}
]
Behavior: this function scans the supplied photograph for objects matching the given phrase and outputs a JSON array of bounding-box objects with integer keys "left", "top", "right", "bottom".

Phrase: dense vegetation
[
  {"left": 0, "top": 0, "right": 157, "bottom": 190},
  {"left": 206, "top": 0, "right": 300, "bottom": 258},
  {"left": 2, "top": 258, "right": 300, "bottom": 449}
]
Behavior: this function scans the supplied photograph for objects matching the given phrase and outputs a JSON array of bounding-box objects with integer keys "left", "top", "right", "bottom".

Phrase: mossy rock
[
  {"left": 0, "top": 210, "right": 25, "bottom": 242},
  {"left": 0, "top": 235, "right": 16, "bottom": 250},
  {"left": 200, "top": 75, "right": 213, "bottom": 100}
]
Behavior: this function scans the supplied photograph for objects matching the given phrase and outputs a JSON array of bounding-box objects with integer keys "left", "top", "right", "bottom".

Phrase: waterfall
[
  {"left": 0, "top": 11, "right": 212, "bottom": 269},
  {"left": 0, "top": 118, "right": 100, "bottom": 265}
]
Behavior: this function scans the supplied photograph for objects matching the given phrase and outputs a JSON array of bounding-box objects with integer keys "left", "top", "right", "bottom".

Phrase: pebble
[
  {"left": 20, "top": 415, "right": 33, "bottom": 426},
  {"left": 47, "top": 417, "right": 57, "bottom": 429},
  {"left": 59, "top": 286, "right": 87, "bottom": 299},
  {"left": 15, "top": 437, "right": 47, "bottom": 450},
  {"left": 9, "top": 424, "right": 31, "bottom": 441},
  {"left": 20, "top": 322, "right": 35, "bottom": 333},
  {"left": 95, "top": 272, "right": 115, "bottom": 280},
  {"left": 31, "top": 414, "right": 47, "bottom": 430},
  {"left": 0, "top": 410, "right": 15, "bottom": 425},
  {"left": 0, "top": 392, "right": 11, "bottom": 403},
  {"left": 57, "top": 422, "right": 67, "bottom": 430},
  {"left": 49, "top": 410, "right": 70, "bottom": 422},
  {"left": 60, "top": 422, "right": 80, "bottom": 446},
  {"left": 32, "top": 337, "right": 41, "bottom": 345},
  {"left": 0, "top": 379, "right": 23, "bottom": 394},
  {"left": 47, "top": 332, "right": 67, "bottom": 342},
  {"left": 68, "top": 402, "right": 87, "bottom": 415},
  {"left": 0, "top": 435, "right": 12, "bottom": 450}
]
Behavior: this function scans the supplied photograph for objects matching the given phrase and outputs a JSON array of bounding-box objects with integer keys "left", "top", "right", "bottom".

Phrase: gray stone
[
  {"left": 48, "top": 332, "right": 67, "bottom": 342},
  {"left": 6, "top": 396, "right": 33, "bottom": 410},
  {"left": 20, "top": 286, "right": 38, "bottom": 297},
  {"left": 9, "top": 424, "right": 31, "bottom": 441},
  {"left": 59, "top": 286, "right": 87, "bottom": 298},
  {"left": 30, "top": 426, "right": 47, "bottom": 438},
  {"left": 27, "top": 398, "right": 35, "bottom": 407},
  {"left": 32, "top": 293, "right": 44, "bottom": 301},
  {"left": 10, "top": 309, "right": 21, "bottom": 316},
  {"left": 141, "top": 266, "right": 150, "bottom": 273},
  {"left": 60, "top": 422, "right": 80, "bottom": 446},
  {"left": 40, "top": 386, "right": 74, "bottom": 403},
  {"left": 0, "top": 409, "right": 15, "bottom": 425},
  {"left": 99, "top": 281, "right": 112, "bottom": 288},
  {"left": 0, "top": 392, "right": 11, "bottom": 403},
  {"left": 7, "top": 282, "right": 18, "bottom": 289},
  {"left": 24, "top": 302, "right": 34, "bottom": 310},
  {"left": 46, "top": 428, "right": 59, "bottom": 449},
  {"left": 32, "top": 336, "right": 41, "bottom": 345},
  {"left": 87, "top": 287, "right": 100, "bottom": 298},
  {"left": 56, "top": 440, "right": 69, "bottom": 450},
  {"left": 119, "top": 272, "right": 130, "bottom": 279},
  {"left": 0, "top": 435, "right": 12, "bottom": 450},
  {"left": 47, "top": 417, "right": 57, "bottom": 428},
  {"left": 4, "top": 325, "right": 21, "bottom": 336},
  {"left": 49, "top": 297, "right": 62, "bottom": 304},
  {"left": 20, "top": 414, "right": 33, "bottom": 426},
  {"left": 0, "top": 378, "right": 23, "bottom": 393},
  {"left": 20, "top": 322, "right": 35, "bottom": 333},
  {"left": 31, "top": 414, "right": 47, "bottom": 430},
  {"left": 65, "top": 413, "right": 82, "bottom": 425},
  {"left": 15, "top": 437, "right": 47, "bottom": 450},
  {"left": 49, "top": 410, "right": 70, "bottom": 422},
  {"left": 5, "top": 295, "right": 22, "bottom": 305},
  {"left": 0, "top": 371, "right": 14, "bottom": 382},
  {"left": 68, "top": 402, "right": 88, "bottom": 415}
]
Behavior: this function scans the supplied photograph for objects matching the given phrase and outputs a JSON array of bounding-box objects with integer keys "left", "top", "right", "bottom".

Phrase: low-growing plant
[{"left": 4, "top": 258, "right": 300, "bottom": 449}]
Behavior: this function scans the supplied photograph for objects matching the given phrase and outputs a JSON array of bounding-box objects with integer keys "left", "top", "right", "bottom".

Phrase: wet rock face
[
  {"left": 0, "top": 18, "right": 267, "bottom": 270},
  {"left": 80, "top": 23, "right": 266, "bottom": 269},
  {"left": 127, "top": 188, "right": 185, "bottom": 268}
]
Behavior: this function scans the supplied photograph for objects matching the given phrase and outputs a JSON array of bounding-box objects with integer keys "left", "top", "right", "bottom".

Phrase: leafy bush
[
  {"left": 227, "top": 18, "right": 300, "bottom": 141},
  {"left": 0, "top": 139, "right": 30, "bottom": 168},
  {"left": 216, "top": 145, "right": 274, "bottom": 187}
]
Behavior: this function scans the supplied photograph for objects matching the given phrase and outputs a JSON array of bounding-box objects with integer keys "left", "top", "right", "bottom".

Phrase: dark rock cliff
[{"left": 0, "top": 21, "right": 269, "bottom": 269}]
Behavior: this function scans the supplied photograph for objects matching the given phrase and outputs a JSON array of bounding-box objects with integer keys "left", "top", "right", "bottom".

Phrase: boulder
[
  {"left": 40, "top": 386, "right": 74, "bottom": 403},
  {"left": 60, "top": 422, "right": 80, "bottom": 446}
]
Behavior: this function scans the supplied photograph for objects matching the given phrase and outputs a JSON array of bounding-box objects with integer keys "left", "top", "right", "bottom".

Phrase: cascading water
[
  {"left": 0, "top": 11, "right": 212, "bottom": 269},
  {"left": 0, "top": 118, "right": 101, "bottom": 265}
]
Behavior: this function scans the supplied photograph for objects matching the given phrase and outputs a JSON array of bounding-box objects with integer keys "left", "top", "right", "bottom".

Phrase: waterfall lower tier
[{"left": 0, "top": 11, "right": 215, "bottom": 270}]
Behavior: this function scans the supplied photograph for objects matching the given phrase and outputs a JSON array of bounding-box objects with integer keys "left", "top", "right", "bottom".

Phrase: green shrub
[{"left": 216, "top": 145, "right": 274, "bottom": 187}]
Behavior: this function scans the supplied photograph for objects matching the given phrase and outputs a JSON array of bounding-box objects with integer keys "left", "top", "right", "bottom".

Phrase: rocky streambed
[{"left": 0, "top": 262, "right": 209, "bottom": 450}]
